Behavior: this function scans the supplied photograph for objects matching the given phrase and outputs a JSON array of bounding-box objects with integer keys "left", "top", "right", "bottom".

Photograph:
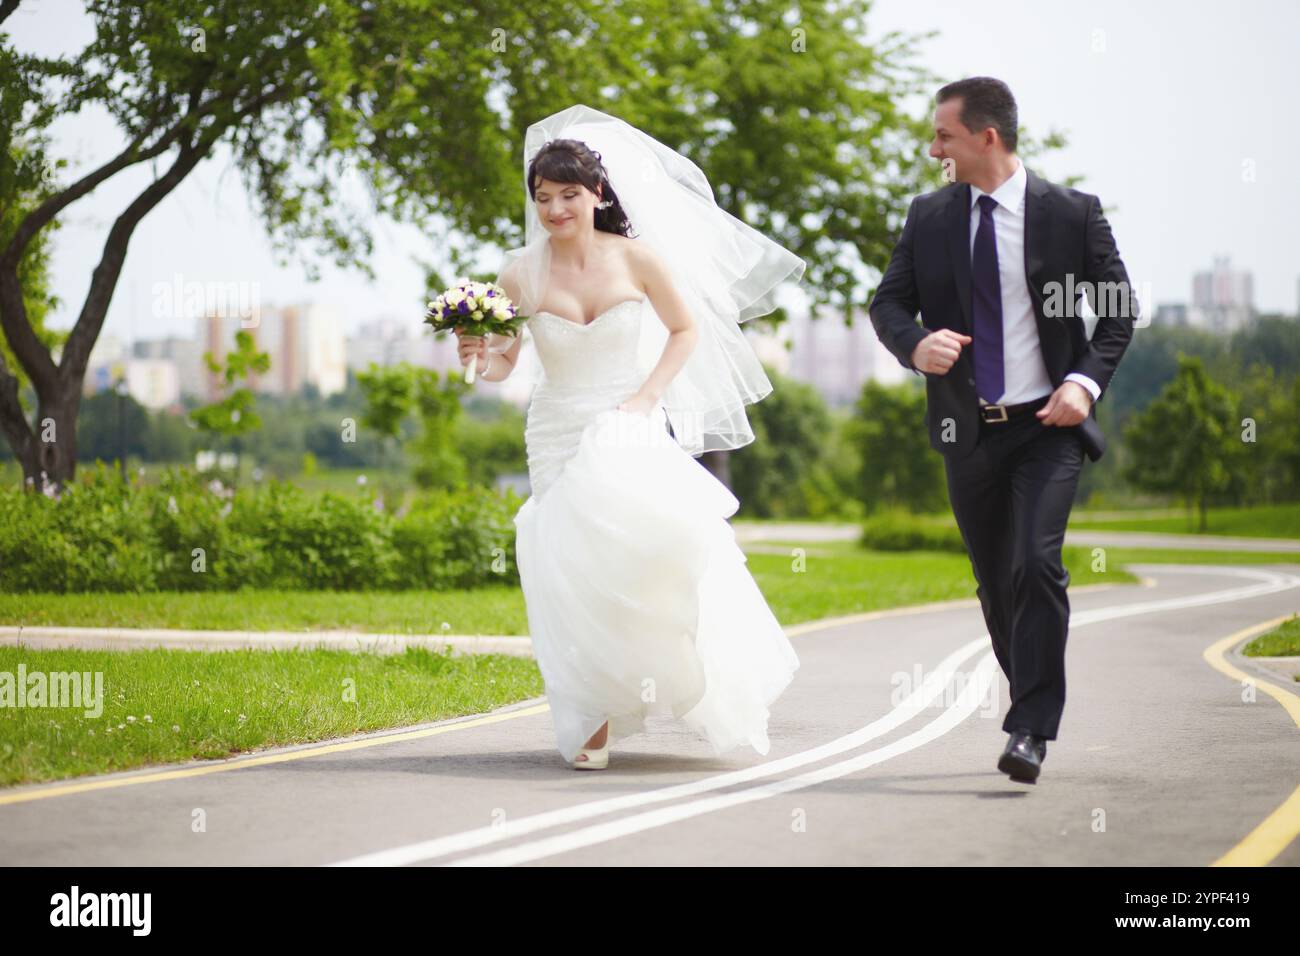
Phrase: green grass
[
  {"left": 1095, "top": 547, "right": 1300, "bottom": 566},
  {"left": 0, "top": 587, "right": 528, "bottom": 635},
  {"left": 1243, "top": 614, "right": 1300, "bottom": 657},
  {"left": 760, "top": 501, "right": 1300, "bottom": 540},
  {"left": 0, "top": 645, "right": 544, "bottom": 788},
  {"left": 292, "top": 465, "right": 413, "bottom": 496},
  {"left": 0, "top": 547, "right": 1139, "bottom": 636},
  {"left": 1068, "top": 502, "right": 1300, "bottom": 539},
  {"left": 759, "top": 535, "right": 1300, "bottom": 564},
  {"left": 6, "top": 538, "right": 1288, "bottom": 789},
  {"left": 742, "top": 545, "right": 1138, "bottom": 622},
  {"left": 1, "top": 543, "right": 1288, "bottom": 638}
]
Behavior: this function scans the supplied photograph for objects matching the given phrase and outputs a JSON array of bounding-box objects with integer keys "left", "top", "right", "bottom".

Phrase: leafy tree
[
  {"left": 75, "top": 386, "right": 151, "bottom": 465},
  {"left": 0, "top": 126, "right": 67, "bottom": 475},
  {"left": 189, "top": 328, "right": 270, "bottom": 444},
  {"left": 1122, "top": 355, "right": 1244, "bottom": 531},
  {"left": 1, "top": 0, "right": 548, "bottom": 486},
  {"left": 848, "top": 379, "right": 947, "bottom": 514},
  {"left": 357, "top": 361, "right": 414, "bottom": 471},
  {"left": 0, "top": 0, "right": 996, "bottom": 490},
  {"left": 455, "top": 406, "right": 527, "bottom": 489},
  {"left": 1232, "top": 364, "right": 1300, "bottom": 505},
  {"left": 729, "top": 364, "right": 832, "bottom": 518},
  {"left": 1227, "top": 315, "right": 1300, "bottom": 384},
  {"left": 410, "top": 367, "right": 468, "bottom": 491}
]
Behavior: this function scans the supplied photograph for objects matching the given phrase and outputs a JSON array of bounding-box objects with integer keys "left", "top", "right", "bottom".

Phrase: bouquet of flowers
[{"left": 424, "top": 280, "right": 528, "bottom": 383}]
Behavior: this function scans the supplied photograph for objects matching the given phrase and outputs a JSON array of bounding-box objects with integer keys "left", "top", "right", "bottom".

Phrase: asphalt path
[{"left": 2, "top": 563, "right": 1297, "bottom": 866}]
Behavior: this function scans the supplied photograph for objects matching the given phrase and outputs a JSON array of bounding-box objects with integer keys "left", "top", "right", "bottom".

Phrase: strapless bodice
[{"left": 528, "top": 296, "right": 646, "bottom": 388}]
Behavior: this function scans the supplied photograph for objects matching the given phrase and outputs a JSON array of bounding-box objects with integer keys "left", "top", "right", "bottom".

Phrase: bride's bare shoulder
[
  {"left": 497, "top": 259, "right": 524, "bottom": 304},
  {"left": 610, "top": 233, "right": 666, "bottom": 282}
]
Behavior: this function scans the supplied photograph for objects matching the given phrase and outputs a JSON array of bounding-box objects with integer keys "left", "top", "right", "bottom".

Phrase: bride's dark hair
[{"left": 527, "top": 139, "right": 637, "bottom": 238}]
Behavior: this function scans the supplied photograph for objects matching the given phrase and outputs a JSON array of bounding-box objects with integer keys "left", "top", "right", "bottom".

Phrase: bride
[{"left": 455, "top": 104, "right": 805, "bottom": 770}]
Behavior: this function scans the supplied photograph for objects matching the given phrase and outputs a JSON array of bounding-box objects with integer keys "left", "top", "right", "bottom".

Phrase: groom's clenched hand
[
  {"left": 1036, "top": 381, "right": 1093, "bottom": 426},
  {"left": 910, "top": 329, "right": 972, "bottom": 374}
]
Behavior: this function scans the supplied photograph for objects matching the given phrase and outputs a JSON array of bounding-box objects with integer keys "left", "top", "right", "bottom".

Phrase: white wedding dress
[{"left": 512, "top": 294, "right": 801, "bottom": 764}]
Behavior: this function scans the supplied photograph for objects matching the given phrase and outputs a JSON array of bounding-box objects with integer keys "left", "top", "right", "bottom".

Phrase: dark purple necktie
[{"left": 971, "top": 194, "right": 1005, "bottom": 403}]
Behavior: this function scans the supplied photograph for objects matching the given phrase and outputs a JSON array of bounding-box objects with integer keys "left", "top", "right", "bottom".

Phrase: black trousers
[{"left": 942, "top": 397, "right": 1085, "bottom": 741}]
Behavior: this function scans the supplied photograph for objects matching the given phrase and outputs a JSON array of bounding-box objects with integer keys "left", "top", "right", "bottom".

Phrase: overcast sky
[{"left": 8, "top": 0, "right": 1298, "bottom": 346}]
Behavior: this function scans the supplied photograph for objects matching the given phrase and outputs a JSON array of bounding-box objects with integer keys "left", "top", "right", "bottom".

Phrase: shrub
[
  {"left": 0, "top": 464, "right": 159, "bottom": 592},
  {"left": 0, "top": 465, "right": 523, "bottom": 593},
  {"left": 228, "top": 481, "right": 399, "bottom": 590},
  {"left": 392, "top": 485, "right": 524, "bottom": 590},
  {"left": 859, "top": 509, "right": 966, "bottom": 553},
  {"left": 149, "top": 469, "right": 266, "bottom": 590}
]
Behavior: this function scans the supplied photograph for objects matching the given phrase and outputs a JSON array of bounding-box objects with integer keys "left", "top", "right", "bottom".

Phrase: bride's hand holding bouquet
[{"left": 424, "top": 280, "right": 528, "bottom": 383}]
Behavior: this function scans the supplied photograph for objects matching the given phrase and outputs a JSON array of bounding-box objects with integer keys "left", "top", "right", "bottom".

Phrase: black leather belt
[{"left": 979, "top": 394, "right": 1051, "bottom": 423}]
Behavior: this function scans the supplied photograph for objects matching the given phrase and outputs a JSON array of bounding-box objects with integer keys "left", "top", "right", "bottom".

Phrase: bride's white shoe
[{"left": 572, "top": 722, "right": 610, "bottom": 770}]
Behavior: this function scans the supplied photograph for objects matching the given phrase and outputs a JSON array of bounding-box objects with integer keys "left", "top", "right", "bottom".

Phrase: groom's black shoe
[{"left": 998, "top": 731, "right": 1047, "bottom": 783}]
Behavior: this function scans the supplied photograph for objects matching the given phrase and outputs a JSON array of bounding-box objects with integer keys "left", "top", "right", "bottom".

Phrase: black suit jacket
[{"left": 867, "top": 168, "right": 1137, "bottom": 462}]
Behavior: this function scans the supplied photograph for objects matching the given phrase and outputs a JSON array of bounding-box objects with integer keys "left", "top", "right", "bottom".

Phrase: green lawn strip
[
  {"left": 740, "top": 544, "right": 1135, "bottom": 623},
  {"left": 0, "top": 587, "right": 529, "bottom": 636},
  {"left": 1241, "top": 614, "right": 1300, "bottom": 658},
  {"left": 0, "top": 645, "right": 544, "bottom": 788},
  {"left": 0, "top": 549, "right": 1083, "bottom": 636},
  {"left": 759, "top": 538, "right": 1299, "bottom": 567},
  {"left": 18, "top": 542, "right": 1276, "bottom": 789},
  {"left": 0, "top": 546, "right": 1144, "bottom": 637},
  {"left": 1096, "top": 547, "right": 1300, "bottom": 567},
  {"left": 793, "top": 501, "right": 1300, "bottom": 539},
  {"left": 1067, "top": 502, "right": 1300, "bottom": 539},
  {"left": 4, "top": 543, "right": 1290, "bottom": 639}
]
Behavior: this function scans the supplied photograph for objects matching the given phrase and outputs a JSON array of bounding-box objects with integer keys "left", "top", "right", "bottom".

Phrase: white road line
[
  {"left": 330, "top": 637, "right": 991, "bottom": 865},
  {"left": 1067, "top": 565, "right": 1299, "bottom": 624},
  {"left": 327, "top": 565, "right": 1299, "bottom": 867},
  {"left": 451, "top": 654, "right": 1001, "bottom": 866}
]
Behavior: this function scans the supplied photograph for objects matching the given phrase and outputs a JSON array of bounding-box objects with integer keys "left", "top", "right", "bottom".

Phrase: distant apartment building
[
  {"left": 1190, "top": 256, "right": 1255, "bottom": 332},
  {"left": 1151, "top": 258, "right": 1259, "bottom": 333},
  {"left": 470, "top": 299, "right": 906, "bottom": 412},
  {"left": 784, "top": 302, "right": 909, "bottom": 408},
  {"left": 85, "top": 334, "right": 182, "bottom": 410},
  {"left": 344, "top": 316, "right": 447, "bottom": 373},
  {"left": 85, "top": 294, "right": 915, "bottom": 415},
  {"left": 198, "top": 302, "right": 346, "bottom": 401},
  {"left": 123, "top": 359, "right": 181, "bottom": 410},
  {"left": 1152, "top": 303, "right": 1190, "bottom": 328},
  {"left": 132, "top": 336, "right": 204, "bottom": 398}
]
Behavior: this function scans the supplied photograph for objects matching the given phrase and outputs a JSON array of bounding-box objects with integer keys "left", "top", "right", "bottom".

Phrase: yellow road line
[
  {"left": 0, "top": 578, "right": 1162, "bottom": 807},
  {"left": 0, "top": 704, "right": 551, "bottom": 807},
  {"left": 1, "top": 600, "right": 975, "bottom": 805},
  {"left": 1203, "top": 614, "right": 1300, "bottom": 866}
]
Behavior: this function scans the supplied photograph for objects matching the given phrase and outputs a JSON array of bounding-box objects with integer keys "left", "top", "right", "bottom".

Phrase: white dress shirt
[{"left": 968, "top": 158, "right": 1100, "bottom": 406}]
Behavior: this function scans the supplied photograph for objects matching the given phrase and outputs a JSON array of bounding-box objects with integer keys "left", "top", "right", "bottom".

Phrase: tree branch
[
  {"left": 0, "top": 353, "right": 33, "bottom": 458},
  {"left": 0, "top": 267, "right": 58, "bottom": 394},
  {"left": 59, "top": 125, "right": 224, "bottom": 382},
  {"left": 0, "top": 68, "right": 291, "bottom": 395},
  {"left": 1, "top": 79, "right": 229, "bottom": 270}
]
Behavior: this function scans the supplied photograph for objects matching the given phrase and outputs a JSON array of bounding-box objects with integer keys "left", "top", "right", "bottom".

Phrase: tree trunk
[
  {"left": 699, "top": 448, "right": 732, "bottom": 489},
  {"left": 0, "top": 370, "right": 34, "bottom": 484},
  {"left": 19, "top": 393, "right": 80, "bottom": 490},
  {"left": 1, "top": 129, "right": 219, "bottom": 489}
]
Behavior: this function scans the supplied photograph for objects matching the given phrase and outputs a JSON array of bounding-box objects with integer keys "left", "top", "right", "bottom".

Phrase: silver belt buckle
[{"left": 982, "top": 403, "right": 1009, "bottom": 423}]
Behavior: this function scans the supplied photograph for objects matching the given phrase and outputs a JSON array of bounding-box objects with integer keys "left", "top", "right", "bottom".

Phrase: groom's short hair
[{"left": 936, "top": 77, "right": 1018, "bottom": 152}]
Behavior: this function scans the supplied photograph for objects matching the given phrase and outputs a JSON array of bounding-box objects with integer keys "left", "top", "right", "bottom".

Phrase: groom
[{"left": 868, "top": 77, "right": 1137, "bottom": 783}]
